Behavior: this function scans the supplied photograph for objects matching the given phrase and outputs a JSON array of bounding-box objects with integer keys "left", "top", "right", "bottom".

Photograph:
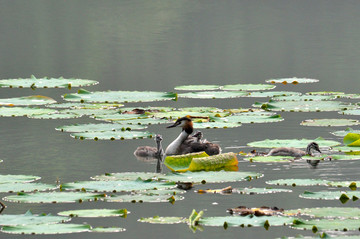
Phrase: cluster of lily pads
[{"left": 1, "top": 76, "right": 360, "bottom": 237}]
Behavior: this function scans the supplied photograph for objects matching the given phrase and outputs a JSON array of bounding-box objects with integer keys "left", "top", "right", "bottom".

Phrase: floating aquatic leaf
[
  {"left": 0, "top": 182, "right": 57, "bottom": 193},
  {"left": 178, "top": 91, "right": 248, "bottom": 99},
  {"left": 58, "top": 208, "right": 128, "bottom": 218},
  {"left": 306, "top": 91, "right": 345, "bottom": 96},
  {"left": 222, "top": 84, "right": 275, "bottom": 91},
  {"left": 47, "top": 103, "right": 123, "bottom": 109},
  {"left": 193, "top": 121, "right": 241, "bottom": 129},
  {"left": 328, "top": 181, "right": 360, "bottom": 188},
  {"left": 291, "top": 218, "right": 360, "bottom": 231},
  {"left": 331, "top": 146, "right": 360, "bottom": 153},
  {"left": 91, "top": 227, "right": 126, "bottom": 233},
  {"left": 150, "top": 110, "right": 226, "bottom": 119},
  {"left": 285, "top": 207, "right": 360, "bottom": 219},
  {"left": 300, "top": 191, "right": 360, "bottom": 201},
  {"left": 243, "top": 155, "right": 294, "bottom": 163},
  {"left": 28, "top": 112, "right": 81, "bottom": 119},
  {"left": 63, "top": 89, "right": 177, "bottom": 103},
  {"left": 3, "top": 192, "right": 107, "bottom": 203},
  {"left": 254, "top": 100, "right": 353, "bottom": 112},
  {"left": 174, "top": 85, "right": 221, "bottom": 91},
  {"left": 138, "top": 216, "right": 187, "bottom": 224},
  {"left": 246, "top": 91, "right": 302, "bottom": 98},
  {"left": 0, "top": 174, "right": 41, "bottom": 184},
  {"left": 1, "top": 223, "right": 91, "bottom": 234},
  {"left": 61, "top": 108, "right": 120, "bottom": 116},
  {"left": 56, "top": 123, "right": 147, "bottom": 132},
  {"left": 301, "top": 119, "right": 360, "bottom": 127},
  {"left": 0, "top": 211, "right": 70, "bottom": 226},
  {"left": 91, "top": 172, "right": 163, "bottom": 181},
  {"left": 331, "top": 128, "right": 360, "bottom": 137},
  {"left": 340, "top": 109, "right": 360, "bottom": 116},
  {"left": 95, "top": 116, "right": 170, "bottom": 125},
  {"left": 0, "top": 95, "right": 57, "bottom": 106},
  {"left": 344, "top": 133, "right": 360, "bottom": 146},
  {"left": 219, "top": 113, "right": 284, "bottom": 124},
  {"left": 247, "top": 138, "right": 340, "bottom": 148},
  {"left": 61, "top": 179, "right": 175, "bottom": 192},
  {"left": 265, "top": 77, "right": 319, "bottom": 84},
  {"left": 272, "top": 95, "right": 336, "bottom": 101},
  {"left": 266, "top": 179, "right": 331, "bottom": 187},
  {"left": 0, "top": 75, "right": 98, "bottom": 89},
  {"left": 105, "top": 193, "right": 183, "bottom": 203},
  {"left": 0, "top": 107, "right": 57, "bottom": 117},
  {"left": 164, "top": 152, "right": 239, "bottom": 172},
  {"left": 199, "top": 215, "right": 293, "bottom": 227},
  {"left": 70, "top": 130, "right": 154, "bottom": 140},
  {"left": 233, "top": 187, "right": 292, "bottom": 194}
]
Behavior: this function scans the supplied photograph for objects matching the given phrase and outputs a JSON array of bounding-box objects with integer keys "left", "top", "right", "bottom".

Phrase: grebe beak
[{"left": 166, "top": 121, "right": 181, "bottom": 128}]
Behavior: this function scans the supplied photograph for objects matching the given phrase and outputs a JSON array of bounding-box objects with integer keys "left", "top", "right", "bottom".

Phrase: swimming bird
[
  {"left": 267, "top": 142, "right": 321, "bottom": 158},
  {"left": 134, "top": 134, "right": 164, "bottom": 157},
  {"left": 164, "top": 116, "right": 221, "bottom": 156}
]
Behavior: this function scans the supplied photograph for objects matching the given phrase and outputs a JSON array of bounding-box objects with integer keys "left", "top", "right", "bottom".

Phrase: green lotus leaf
[
  {"left": 96, "top": 117, "right": 170, "bottom": 125},
  {"left": 0, "top": 182, "right": 57, "bottom": 193},
  {"left": 164, "top": 152, "right": 238, "bottom": 172},
  {"left": 0, "top": 211, "right": 70, "bottom": 226},
  {"left": 285, "top": 207, "right": 360, "bottom": 219},
  {"left": 331, "top": 146, "right": 360, "bottom": 153},
  {"left": 105, "top": 193, "right": 184, "bottom": 203},
  {"left": 291, "top": 218, "right": 360, "bottom": 231},
  {"left": 193, "top": 121, "right": 241, "bottom": 129},
  {"left": 222, "top": 84, "right": 275, "bottom": 91},
  {"left": 266, "top": 179, "right": 331, "bottom": 187},
  {"left": 246, "top": 91, "right": 302, "bottom": 98},
  {"left": 265, "top": 77, "right": 319, "bottom": 84},
  {"left": 0, "top": 95, "right": 57, "bottom": 106},
  {"left": 328, "top": 181, "right": 360, "bottom": 188},
  {"left": 174, "top": 85, "right": 221, "bottom": 91},
  {"left": 138, "top": 216, "right": 187, "bottom": 224},
  {"left": 91, "top": 114, "right": 148, "bottom": 121},
  {"left": 150, "top": 111, "right": 226, "bottom": 119},
  {"left": 243, "top": 155, "right": 294, "bottom": 163},
  {"left": 3, "top": 192, "right": 107, "bottom": 203},
  {"left": 118, "top": 106, "right": 175, "bottom": 113},
  {"left": 178, "top": 91, "right": 248, "bottom": 99},
  {"left": 301, "top": 119, "right": 360, "bottom": 127},
  {"left": 0, "top": 107, "right": 57, "bottom": 117},
  {"left": 90, "top": 227, "right": 126, "bottom": 233},
  {"left": 61, "top": 179, "right": 176, "bottom": 192},
  {"left": 28, "top": 112, "right": 81, "bottom": 119},
  {"left": 1, "top": 223, "right": 92, "bottom": 234},
  {"left": 233, "top": 187, "right": 292, "bottom": 194},
  {"left": 0, "top": 75, "right": 98, "bottom": 89},
  {"left": 58, "top": 208, "right": 128, "bottom": 218},
  {"left": 0, "top": 174, "right": 41, "bottom": 184},
  {"left": 63, "top": 89, "right": 177, "bottom": 103},
  {"left": 247, "top": 138, "right": 340, "bottom": 148},
  {"left": 340, "top": 109, "right": 360, "bottom": 115},
  {"left": 56, "top": 123, "right": 147, "bottom": 132},
  {"left": 70, "top": 130, "right": 154, "bottom": 140},
  {"left": 180, "top": 107, "right": 223, "bottom": 112},
  {"left": 344, "top": 133, "right": 360, "bottom": 146},
  {"left": 91, "top": 172, "right": 163, "bottom": 181},
  {"left": 306, "top": 91, "right": 345, "bottom": 96},
  {"left": 299, "top": 191, "right": 360, "bottom": 201},
  {"left": 302, "top": 154, "right": 360, "bottom": 161},
  {"left": 199, "top": 215, "right": 293, "bottom": 227},
  {"left": 61, "top": 108, "right": 120, "bottom": 116},
  {"left": 219, "top": 113, "right": 283, "bottom": 124},
  {"left": 254, "top": 100, "right": 353, "bottom": 112},
  {"left": 331, "top": 128, "right": 360, "bottom": 137},
  {"left": 47, "top": 103, "right": 123, "bottom": 109},
  {"left": 272, "top": 95, "right": 336, "bottom": 101}
]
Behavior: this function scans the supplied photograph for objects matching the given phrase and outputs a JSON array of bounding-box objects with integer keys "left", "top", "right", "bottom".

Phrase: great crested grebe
[
  {"left": 164, "top": 116, "right": 221, "bottom": 156},
  {"left": 267, "top": 142, "right": 321, "bottom": 158},
  {"left": 134, "top": 134, "right": 164, "bottom": 157}
]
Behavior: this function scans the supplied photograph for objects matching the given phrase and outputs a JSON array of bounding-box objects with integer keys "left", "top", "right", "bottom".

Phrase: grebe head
[
  {"left": 307, "top": 142, "right": 321, "bottom": 154},
  {"left": 166, "top": 117, "right": 193, "bottom": 134},
  {"left": 155, "top": 134, "right": 163, "bottom": 142}
]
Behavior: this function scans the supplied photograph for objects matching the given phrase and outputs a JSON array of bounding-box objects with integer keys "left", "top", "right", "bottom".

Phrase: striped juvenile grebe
[
  {"left": 164, "top": 116, "right": 221, "bottom": 156},
  {"left": 267, "top": 142, "right": 321, "bottom": 158},
  {"left": 134, "top": 134, "right": 164, "bottom": 158}
]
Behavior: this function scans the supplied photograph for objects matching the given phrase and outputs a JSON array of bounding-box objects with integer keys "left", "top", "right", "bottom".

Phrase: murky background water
[{"left": 0, "top": 1, "right": 360, "bottom": 238}]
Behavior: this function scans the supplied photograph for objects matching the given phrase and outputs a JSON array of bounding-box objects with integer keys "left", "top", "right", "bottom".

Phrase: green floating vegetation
[
  {"left": 3, "top": 192, "right": 107, "bottom": 203},
  {"left": 90, "top": 227, "right": 126, "bottom": 233},
  {"left": 285, "top": 207, "right": 360, "bottom": 219},
  {"left": 0, "top": 95, "right": 57, "bottom": 106},
  {"left": 178, "top": 91, "right": 248, "bottom": 99},
  {"left": 58, "top": 208, "right": 128, "bottom": 218},
  {"left": 105, "top": 193, "right": 183, "bottom": 203},
  {"left": 272, "top": 95, "right": 336, "bottom": 101},
  {"left": 299, "top": 191, "right": 360, "bottom": 201},
  {"left": 331, "top": 146, "right": 360, "bottom": 153},
  {"left": 28, "top": 112, "right": 81, "bottom": 120},
  {"left": 63, "top": 89, "right": 177, "bottom": 103},
  {"left": 174, "top": 85, "right": 221, "bottom": 91},
  {"left": 300, "top": 119, "right": 360, "bottom": 127},
  {"left": 91, "top": 172, "right": 163, "bottom": 181},
  {"left": 233, "top": 187, "right": 292, "bottom": 194},
  {"left": 331, "top": 128, "right": 360, "bottom": 137},
  {"left": 217, "top": 113, "right": 284, "bottom": 124},
  {"left": 94, "top": 116, "right": 170, "bottom": 125},
  {"left": 247, "top": 137, "right": 340, "bottom": 148},
  {"left": 47, "top": 102, "right": 123, "bottom": 109},
  {"left": 0, "top": 174, "right": 41, "bottom": 184},
  {"left": 138, "top": 216, "right": 187, "bottom": 224},
  {"left": 150, "top": 110, "right": 227, "bottom": 119},
  {"left": 243, "top": 155, "right": 294, "bottom": 163},
  {"left": 199, "top": 215, "right": 293, "bottom": 227},
  {"left": 340, "top": 109, "right": 360, "bottom": 116},
  {"left": 222, "top": 84, "right": 276, "bottom": 91},
  {"left": 254, "top": 100, "right": 353, "bottom": 112},
  {"left": 0, "top": 75, "right": 98, "bottom": 89},
  {"left": 164, "top": 152, "right": 238, "bottom": 172},
  {"left": 291, "top": 218, "right": 360, "bottom": 232},
  {"left": 61, "top": 108, "right": 120, "bottom": 116},
  {"left": 1, "top": 223, "right": 92, "bottom": 235},
  {"left": 0, "top": 106, "right": 57, "bottom": 117},
  {"left": 56, "top": 123, "right": 147, "bottom": 132},
  {"left": 247, "top": 91, "right": 302, "bottom": 98},
  {"left": 265, "top": 77, "right": 319, "bottom": 84},
  {"left": 0, "top": 182, "right": 57, "bottom": 193},
  {"left": 344, "top": 133, "right": 360, "bottom": 147},
  {"left": 0, "top": 210, "right": 70, "bottom": 226},
  {"left": 193, "top": 121, "right": 241, "bottom": 129},
  {"left": 70, "top": 130, "right": 154, "bottom": 140},
  {"left": 266, "top": 179, "right": 331, "bottom": 187}
]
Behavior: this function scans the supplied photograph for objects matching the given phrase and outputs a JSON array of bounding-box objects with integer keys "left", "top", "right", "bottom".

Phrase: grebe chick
[
  {"left": 134, "top": 134, "right": 164, "bottom": 157},
  {"left": 165, "top": 117, "right": 221, "bottom": 156},
  {"left": 267, "top": 142, "right": 321, "bottom": 158}
]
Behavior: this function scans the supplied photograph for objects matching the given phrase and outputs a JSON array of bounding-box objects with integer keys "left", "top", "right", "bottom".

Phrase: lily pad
[
  {"left": 28, "top": 112, "right": 81, "bottom": 119},
  {"left": 0, "top": 211, "right": 70, "bottom": 226},
  {"left": 63, "top": 89, "right": 177, "bottom": 103},
  {"left": 174, "top": 85, "right": 221, "bottom": 91},
  {"left": 0, "top": 174, "right": 41, "bottom": 184},
  {"left": 0, "top": 107, "right": 57, "bottom": 117},
  {"left": 299, "top": 191, "right": 360, "bottom": 201},
  {"left": 193, "top": 121, "right": 241, "bottom": 129},
  {"left": 58, "top": 208, "right": 127, "bottom": 218},
  {"left": 340, "top": 109, "right": 360, "bottom": 116},
  {"left": 344, "top": 133, "right": 360, "bottom": 146},
  {"left": 285, "top": 207, "right": 360, "bottom": 219},
  {"left": 291, "top": 218, "right": 360, "bottom": 231},
  {"left": 0, "top": 75, "right": 98, "bottom": 89},
  {"left": 243, "top": 155, "right": 295, "bottom": 163},
  {"left": 178, "top": 91, "right": 248, "bottom": 99},
  {"left": 0, "top": 182, "right": 57, "bottom": 193},
  {"left": 0, "top": 95, "right": 57, "bottom": 106},
  {"left": 138, "top": 216, "right": 187, "bottom": 224},
  {"left": 199, "top": 215, "right": 293, "bottom": 227},
  {"left": 70, "top": 131, "right": 154, "bottom": 140},
  {"left": 233, "top": 187, "right": 292, "bottom": 194},
  {"left": 254, "top": 100, "right": 353, "bottom": 112},
  {"left": 56, "top": 123, "right": 147, "bottom": 132},
  {"left": 91, "top": 227, "right": 126, "bottom": 233},
  {"left": 265, "top": 77, "right": 319, "bottom": 84},
  {"left": 222, "top": 84, "right": 275, "bottom": 91},
  {"left": 331, "top": 128, "right": 360, "bottom": 137},
  {"left": 3, "top": 192, "right": 107, "bottom": 203},
  {"left": 105, "top": 193, "right": 184, "bottom": 203},
  {"left": 301, "top": 119, "right": 360, "bottom": 127},
  {"left": 247, "top": 138, "right": 340, "bottom": 148},
  {"left": 91, "top": 172, "right": 163, "bottom": 181},
  {"left": 219, "top": 113, "right": 284, "bottom": 124},
  {"left": 266, "top": 179, "right": 331, "bottom": 187},
  {"left": 272, "top": 95, "right": 336, "bottom": 101},
  {"left": 331, "top": 146, "right": 360, "bottom": 153},
  {"left": 95, "top": 116, "right": 170, "bottom": 125},
  {"left": 1, "top": 223, "right": 92, "bottom": 235},
  {"left": 246, "top": 91, "right": 302, "bottom": 98},
  {"left": 47, "top": 103, "right": 123, "bottom": 109}
]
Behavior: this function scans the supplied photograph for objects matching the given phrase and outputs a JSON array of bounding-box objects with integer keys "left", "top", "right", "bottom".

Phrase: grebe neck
[{"left": 165, "top": 130, "right": 190, "bottom": 155}]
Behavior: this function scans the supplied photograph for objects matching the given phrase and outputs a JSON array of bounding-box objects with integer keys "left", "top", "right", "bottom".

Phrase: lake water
[{"left": 0, "top": 1, "right": 360, "bottom": 238}]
